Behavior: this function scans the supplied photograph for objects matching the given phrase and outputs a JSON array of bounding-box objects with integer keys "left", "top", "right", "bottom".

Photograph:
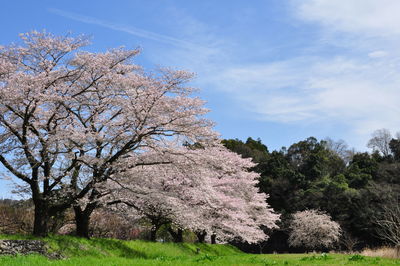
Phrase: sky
[{"left": 1, "top": 0, "right": 400, "bottom": 197}]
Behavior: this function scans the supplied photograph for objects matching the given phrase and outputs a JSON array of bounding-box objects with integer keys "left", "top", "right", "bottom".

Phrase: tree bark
[
  {"left": 31, "top": 175, "right": 49, "bottom": 237},
  {"left": 168, "top": 228, "right": 183, "bottom": 243},
  {"left": 73, "top": 203, "right": 97, "bottom": 238},
  {"left": 32, "top": 199, "right": 50, "bottom": 237},
  {"left": 31, "top": 172, "right": 72, "bottom": 236},
  {"left": 211, "top": 234, "right": 217, "bottom": 244},
  {"left": 150, "top": 226, "right": 160, "bottom": 241},
  {"left": 196, "top": 231, "right": 207, "bottom": 243},
  {"left": 32, "top": 197, "right": 71, "bottom": 236},
  {"left": 147, "top": 216, "right": 167, "bottom": 241},
  {"left": 150, "top": 229, "right": 157, "bottom": 242}
]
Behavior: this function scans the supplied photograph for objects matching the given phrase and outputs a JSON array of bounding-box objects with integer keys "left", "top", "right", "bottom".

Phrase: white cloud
[
  {"left": 368, "top": 50, "right": 387, "bottom": 58},
  {"left": 153, "top": 2, "right": 400, "bottom": 149},
  {"left": 207, "top": 51, "right": 400, "bottom": 150},
  {"left": 49, "top": 4, "right": 400, "bottom": 149},
  {"left": 48, "top": 8, "right": 225, "bottom": 74},
  {"left": 48, "top": 8, "right": 204, "bottom": 50},
  {"left": 198, "top": 0, "right": 400, "bottom": 148},
  {"left": 293, "top": 0, "right": 400, "bottom": 37}
]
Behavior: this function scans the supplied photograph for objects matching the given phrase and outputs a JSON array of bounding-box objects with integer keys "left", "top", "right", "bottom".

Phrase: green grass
[{"left": 1, "top": 235, "right": 399, "bottom": 265}]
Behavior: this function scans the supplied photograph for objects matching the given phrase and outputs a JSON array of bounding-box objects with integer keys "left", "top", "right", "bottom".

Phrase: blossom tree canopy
[
  {"left": 104, "top": 145, "right": 280, "bottom": 243},
  {"left": 288, "top": 209, "right": 341, "bottom": 250},
  {"left": 0, "top": 31, "right": 218, "bottom": 236}
]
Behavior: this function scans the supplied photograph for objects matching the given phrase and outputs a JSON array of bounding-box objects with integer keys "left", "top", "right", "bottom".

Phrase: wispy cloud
[
  {"left": 48, "top": 8, "right": 202, "bottom": 49},
  {"left": 202, "top": 1, "right": 400, "bottom": 147},
  {"left": 49, "top": 3, "right": 400, "bottom": 149},
  {"left": 292, "top": 0, "right": 400, "bottom": 37},
  {"left": 211, "top": 56, "right": 400, "bottom": 147}
]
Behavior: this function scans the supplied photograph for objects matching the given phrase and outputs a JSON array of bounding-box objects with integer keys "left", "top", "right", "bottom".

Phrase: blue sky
[{"left": 1, "top": 0, "right": 400, "bottom": 197}]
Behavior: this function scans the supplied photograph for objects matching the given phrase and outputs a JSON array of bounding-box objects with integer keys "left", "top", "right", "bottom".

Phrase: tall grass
[{"left": 361, "top": 246, "right": 400, "bottom": 259}]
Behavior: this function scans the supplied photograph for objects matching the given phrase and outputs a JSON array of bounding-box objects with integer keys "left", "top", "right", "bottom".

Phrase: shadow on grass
[
  {"left": 1, "top": 235, "right": 242, "bottom": 261},
  {"left": 173, "top": 242, "right": 241, "bottom": 257},
  {"left": 47, "top": 236, "right": 148, "bottom": 259}
]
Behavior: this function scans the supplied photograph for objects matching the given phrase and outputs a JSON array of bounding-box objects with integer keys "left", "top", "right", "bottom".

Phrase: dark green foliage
[
  {"left": 286, "top": 137, "right": 344, "bottom": 183},
  {"left": 389, "top": 138, "right": 400, "bottom": 161},
  {"left": 377, "top": 162, "right": 400, "bottom": 184},
  {"left": 223, "top": 136, "right": 400, "bottom": 252},
  {"left": 345, "top": 153, "right": 378, "bottom": 188},
  {"left": 348, "top": 254, "right": 365, "bottom": 261},
  {"left": 222, "top": 137, "right": 269, "bottom": 173}
]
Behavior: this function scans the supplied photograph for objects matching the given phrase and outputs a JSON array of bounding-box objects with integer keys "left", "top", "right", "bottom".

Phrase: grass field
[{"left": 0, "top": 235, "right": 399, "bottom": 265}]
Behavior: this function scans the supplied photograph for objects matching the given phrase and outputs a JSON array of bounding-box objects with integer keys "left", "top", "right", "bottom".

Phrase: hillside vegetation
[{"left": 1, "top": 235, "right": 399, "bottom": 265}]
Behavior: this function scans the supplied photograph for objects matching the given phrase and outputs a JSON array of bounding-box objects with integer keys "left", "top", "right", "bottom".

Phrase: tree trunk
[
  {"left": 168, "top": 228, "right": 183, "bottom": 243},
  {"left": 73, "top": 203, "right": 97, "bottom": 238},
  {"left": 32, "top": 200, "right": 50, "bottom": 237},
  {"left": 258, "top": 242, "right": 266, "bottom": 254},
  {"left": 150, "top": 229, "right": 157, "bottom": 242},
  {"left": 211, "top": 234, "right": 217, "bottom": 244},
  {"left": 32, "top": 196, "right": 71, "bottom": 236},
  {"left": 31, "top": 180, "right": 51, "bottom": 237},
  {"left": 150, "top": 226, "right": 159, "bottom": 241},
  {"left": 176, "top": 229, "right": 183, "bottom": 243},
  {"left": 196, "top": 231, "right": 207, "bottom": 243}
]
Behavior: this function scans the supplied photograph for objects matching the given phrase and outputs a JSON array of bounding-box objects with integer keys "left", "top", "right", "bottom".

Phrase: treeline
[
  {"left": 2, "top": 131, "right": 398, "bottom": 252},
  {"left": 222, "top": 131, "right": 400, "bottom": 252}
]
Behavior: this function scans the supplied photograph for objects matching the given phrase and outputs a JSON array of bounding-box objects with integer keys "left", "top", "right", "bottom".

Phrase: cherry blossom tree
[
  {"left": 192, "top": 147, "right": 279, "bottom": 244},
  {"left": 288, "top": 209, "right": 341, "bottom": 251},
  {"left": 0, "top": 31, "right": 217, "bottom": 236},
  {"left": 102, "top": 146, "right": 222, "bottom": 242},
  {"left": 105, "top": 145, "right": 280, "bottom": 243}
]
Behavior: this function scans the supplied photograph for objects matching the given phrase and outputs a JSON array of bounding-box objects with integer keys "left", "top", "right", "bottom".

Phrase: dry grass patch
[{"left": 361, "top": 246, "right": 400, "bottom": 259}]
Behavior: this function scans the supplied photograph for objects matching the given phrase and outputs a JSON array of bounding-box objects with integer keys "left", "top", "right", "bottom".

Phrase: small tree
[
  {"left": 367, "top": 129, "right": 392, "bottom": 157},
  {"left": 288, "top": 210, "right": 341, "bottom": 251},
  {"left": 374, "top": 199, "right": 400, "bottom": 248},
  {"left": 340, "top": 230, "right": 360, "bottom": 252}
]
